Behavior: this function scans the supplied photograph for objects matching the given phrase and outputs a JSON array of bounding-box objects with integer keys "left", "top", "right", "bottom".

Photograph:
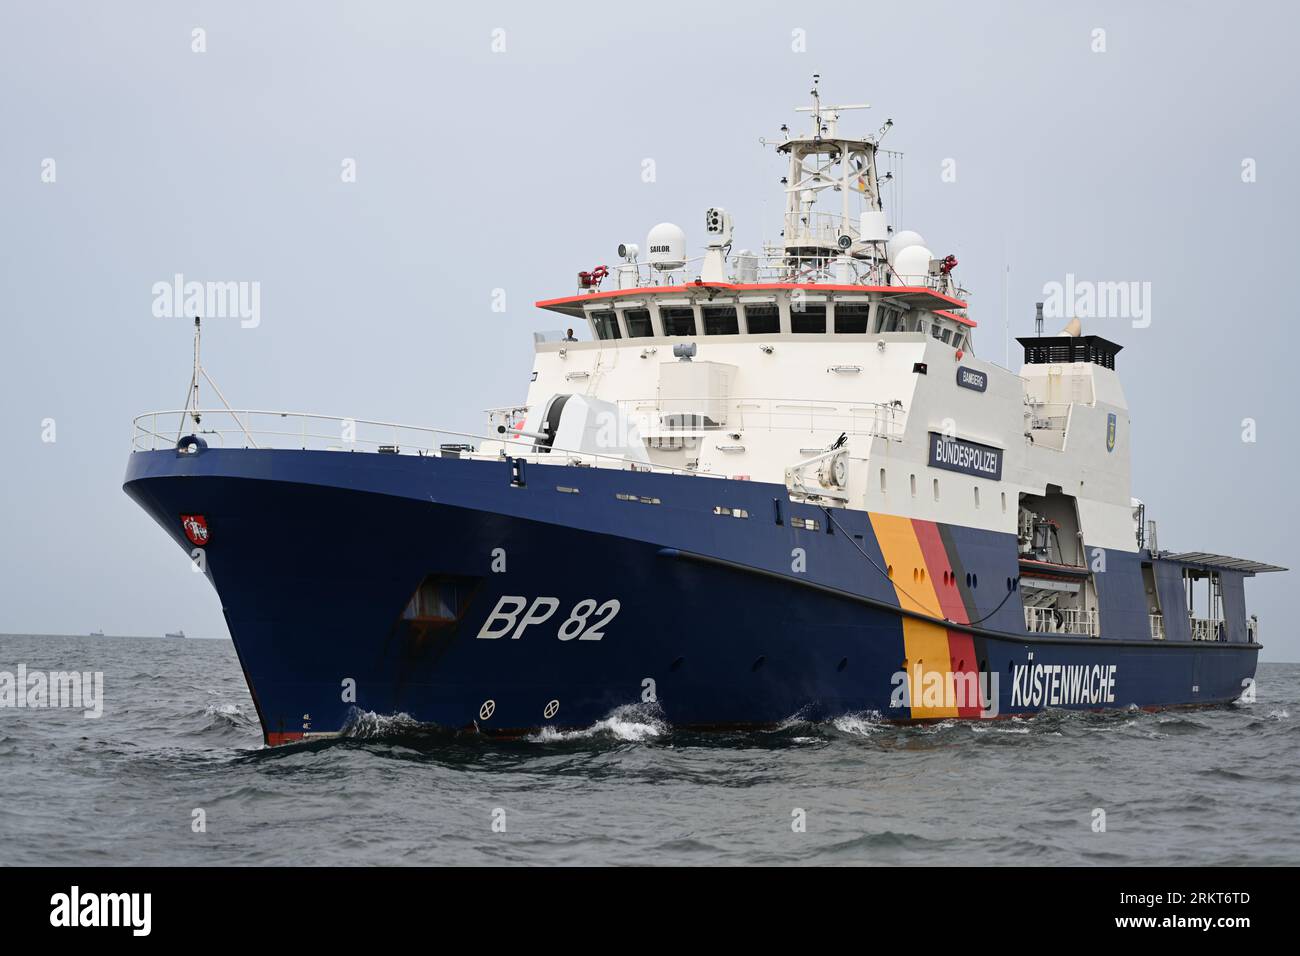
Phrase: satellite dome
[
  {"left": 886, "top": 230, "right": 927, "bottom": 262},
  {"left": 892, "top": 244, "right": 933, "bottom": 285},
  {"left": 646, "top": 223, "right": 687, "bottom": 271}
]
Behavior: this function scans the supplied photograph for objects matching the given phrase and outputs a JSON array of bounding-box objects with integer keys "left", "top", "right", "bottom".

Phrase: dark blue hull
[{"left": 123, "top": 448, "right": 1259, "bottom": 744}]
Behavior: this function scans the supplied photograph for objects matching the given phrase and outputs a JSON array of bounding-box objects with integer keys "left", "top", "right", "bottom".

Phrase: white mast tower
[{"left": 772, "top": 74, "right": 891, "bottom": 282}]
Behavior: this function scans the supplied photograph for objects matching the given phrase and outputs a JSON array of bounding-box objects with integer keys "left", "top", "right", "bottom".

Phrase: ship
[
  {"left": 165, "top": 629, "right": 186, "bottom": 639},
  {"left": 124, "top": 80, "right": 1284, "bottom": 745}
]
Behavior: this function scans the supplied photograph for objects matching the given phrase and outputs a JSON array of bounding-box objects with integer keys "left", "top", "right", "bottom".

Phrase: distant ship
[
  {"left": 125, "top": 79, "right": 1284, "bottom": 746},
  {"left": 89, "top": 629, "right": 104, "bottom": 638},
  {"left": 165, "top": 629, "right": 186, "bottom": 639}
]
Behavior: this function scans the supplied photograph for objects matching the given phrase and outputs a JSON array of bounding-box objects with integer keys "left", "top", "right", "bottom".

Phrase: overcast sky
[{"left": 2, "top": 1, "right": 1297, "bottom": 660}]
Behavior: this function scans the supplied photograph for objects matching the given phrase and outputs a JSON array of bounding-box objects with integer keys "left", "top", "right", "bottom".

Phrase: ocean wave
[
  {"left": 340, "top": 709, "right": 429, "bottom": 739},
  {"left": 830, "top": 711, "right": 885, "bottom": 736},
  {"left": 175, "top": 700, "right": 258, "bottom": 738},
  {"left": 526, "top": 703, "right": 667, "bottom": 743}
]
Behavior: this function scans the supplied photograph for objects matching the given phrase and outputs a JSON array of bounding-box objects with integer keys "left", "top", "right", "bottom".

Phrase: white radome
[
  {"left": 892, "top": 244, "right": 933, "bottom": 284},
  {"left": 886, "top": 230, "right": 927, "bottom": 262},
  {"left": 646, "top": 222, "right": 687, "bottom": 271},
  {"left": 859, "top": 210, "right": 889, "bottom": 242}
]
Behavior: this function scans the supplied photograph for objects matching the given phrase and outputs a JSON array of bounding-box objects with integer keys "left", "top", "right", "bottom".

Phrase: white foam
[
  {"left": 831, "top": 711, "right": 884, "bottom": 736},
  {"left": 341, "top": 710, "right": 426, "bottom": 739},
  {"left": 527, "top": 704, "right": 666, "bottom": 743}
]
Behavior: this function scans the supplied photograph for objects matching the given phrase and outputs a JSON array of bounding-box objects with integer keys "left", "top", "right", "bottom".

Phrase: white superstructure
[{"left": 503, "top": 78, "right": 1137, "bottom": 555}]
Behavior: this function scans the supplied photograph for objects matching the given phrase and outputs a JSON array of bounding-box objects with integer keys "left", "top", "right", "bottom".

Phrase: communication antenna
[
  {"left": 179, "top": 316, "right": 257, "bottom": 447},
  {"left": 793, "top": 74, "right": 869, "bottom": 139},
  {"left": 1004, "top": 265, "right": 1011, "bottom": 368}
]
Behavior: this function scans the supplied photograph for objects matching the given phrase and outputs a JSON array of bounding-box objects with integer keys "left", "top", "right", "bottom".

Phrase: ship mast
[
  {"left": 777, "top": 74, "right": 885, "bottom": 273},
  {"left": 178, "top": 316, "right": 258, "bottom": 447}
]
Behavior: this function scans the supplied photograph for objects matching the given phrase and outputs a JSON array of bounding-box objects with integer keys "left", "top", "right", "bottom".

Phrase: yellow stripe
[
  {"left": 867, "top": 514, "right": 941, "bottom": 615},
  {"left": 901, "top": 620, "right": 959, "bottom": 719},
  {"left": 869, "top": 514, "right": 957, "bottom": 718}
]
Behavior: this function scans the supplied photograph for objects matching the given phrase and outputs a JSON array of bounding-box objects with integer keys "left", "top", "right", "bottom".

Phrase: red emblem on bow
[{"left": 181, "top": 514, "right": 210, "bottom": 547}]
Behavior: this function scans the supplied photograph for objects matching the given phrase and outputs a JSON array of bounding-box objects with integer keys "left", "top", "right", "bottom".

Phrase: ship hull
[{"left": 124, "top": 448, "right": 1258, "bottom": 744}]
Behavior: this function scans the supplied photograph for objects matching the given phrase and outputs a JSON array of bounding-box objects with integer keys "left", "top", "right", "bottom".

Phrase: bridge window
[
  {"left": 591, "top": 311, "right": 621, "bottom": 340},
  {"left": 702, "top": 306, "right": 740, "bottom": 335},
  {"left": 744, "top": 303, "right": 779, "bottom": 334},
  {"left": 791, "top": 303, "right": 826, "bottom": 334},
  {"left": 624, "top": 308, "right": 653, "bottom": 338},
  {"left": 835, "top": 303, "right": 871, "bottom": 334},
  {"left": 660, "top": 306, "right": 696, "bottom": 336}
]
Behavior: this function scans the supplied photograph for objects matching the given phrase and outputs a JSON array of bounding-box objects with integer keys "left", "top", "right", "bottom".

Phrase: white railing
[
  {"left": 584, "top": 252, "right": 967, "bottom": 299},
  {"left": 484, "top": 405, "right": 530, "bottom": 436},
  {"left": 1025, "top": 402, "right": 1071, "bottom": 451},
  {"left": 1024, "top": 606, "right": 1099, "bottom": 637},
  {"left": 619, "top": 396, "right": 906, "bottom": 442},
  {"left": 1149, "top": 613, "right": 1166, "bottom": 641},
  {"left": 130, "top": 409, "right": 724, "bottom": 479},
  {"left": 1190, "top": 617, "right": 1225, "bottom": 642}
]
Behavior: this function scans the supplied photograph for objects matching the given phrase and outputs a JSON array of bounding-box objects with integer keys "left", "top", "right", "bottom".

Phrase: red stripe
[
  {"left": 933, "top": 308, "right": 977, "bottom": 328},
  {"left": 911, "top": 519, "right": 985, "bottom": 717},
  {"left": 534, "top": 282, "right": 972, "bottom": 315},
  {"left": 945, "top": 630, "right": 984, "bottom": 718},
  {"left": 911, "top": 519, "right": 969, "bottom": 624},
  {"left": 265, "top": 732, "right": 304, "bottom": 746}
]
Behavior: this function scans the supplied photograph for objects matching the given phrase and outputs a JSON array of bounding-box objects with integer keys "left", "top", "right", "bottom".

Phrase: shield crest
[
  {"left": 1106, "top": 413, "right": 1117, "bottom": 453},
  {"left": 181, "top": 514, "right": 210, "bottom": 547}
]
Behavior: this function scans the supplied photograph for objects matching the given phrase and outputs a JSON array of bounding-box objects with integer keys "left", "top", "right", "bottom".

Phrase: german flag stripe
[
  {"left": 914, "top": 519, "right": 987, "bottom": 717},
  {"left": 936, "top": 521, "right": 979, "bottom": 624},
  {"left": 912, "top": 519, "right": 970, "bottom": 624},
  {"left": 868, "top": 513, "right": 957, "bottom": 719}
]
